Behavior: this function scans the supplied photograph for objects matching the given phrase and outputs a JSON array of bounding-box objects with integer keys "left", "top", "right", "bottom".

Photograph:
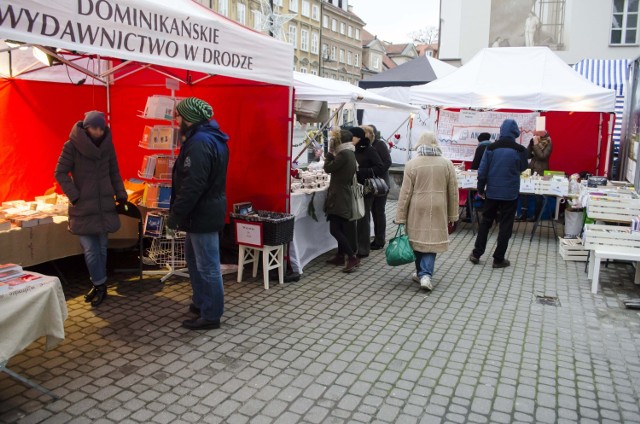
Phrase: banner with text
[
  {"left": 0, "top": 0, "right": 294, "bottom": 86},
  {"left": 436, "top": 110, "right": 539, "bottom": 162}
]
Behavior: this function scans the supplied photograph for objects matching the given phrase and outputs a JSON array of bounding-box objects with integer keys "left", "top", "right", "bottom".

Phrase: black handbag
[{"left": 364, "top": 169, "right": 389, "bottom": 197}]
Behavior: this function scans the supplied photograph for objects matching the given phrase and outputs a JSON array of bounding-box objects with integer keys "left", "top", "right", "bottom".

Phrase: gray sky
[{"left": 348, "top": 0, "right": 440, "bottom": 43}]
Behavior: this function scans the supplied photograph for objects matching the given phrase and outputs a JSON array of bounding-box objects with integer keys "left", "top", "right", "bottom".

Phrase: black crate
[{"left": 230, "top": 210, "right": 295, "bottom": 246}]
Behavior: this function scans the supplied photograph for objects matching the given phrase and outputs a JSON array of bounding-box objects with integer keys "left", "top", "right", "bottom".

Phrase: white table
[
  {"left": 289, "top": 189, "right": 337, "bottom": 275},
  {"left": 0, "top": 273, "right": 68, "bottom": 398},
  {"left": 587, "top": 247, "right": 640, "bottom": 294}
]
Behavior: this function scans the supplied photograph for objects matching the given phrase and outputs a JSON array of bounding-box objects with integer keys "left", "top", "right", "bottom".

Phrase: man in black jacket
[
  {"left": 167, "top": 97, "right": 230, "bottom": 330},
  {"left": 368, "top": 125, "right": 392, "bottom": 249},
  {"left": 469, "top": 119, "right": 528, "bottom": 268}
]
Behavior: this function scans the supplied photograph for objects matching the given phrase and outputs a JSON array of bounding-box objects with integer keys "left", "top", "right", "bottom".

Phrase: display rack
[{"left": 137, "top": 82, "right": 188, "bottom": 282}]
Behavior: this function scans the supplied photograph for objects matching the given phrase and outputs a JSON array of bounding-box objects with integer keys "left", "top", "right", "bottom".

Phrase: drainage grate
[{"left": 536, "top": 295, "right": 561, "bottom": 307}]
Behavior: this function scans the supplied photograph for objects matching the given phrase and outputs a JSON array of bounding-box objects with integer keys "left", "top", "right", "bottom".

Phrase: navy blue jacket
[
  {"left": 477, "top": 138, "right": 528, "bottom": 201},
  {"left": 168, "top": 119, "right": 229, "bottom": 233}
]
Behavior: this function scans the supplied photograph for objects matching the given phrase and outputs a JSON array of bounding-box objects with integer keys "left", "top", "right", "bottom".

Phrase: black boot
[
  {"left": 90, "top": 284, "right": 107, "bottom": 307},
  {"left": 84, "top": 285, "right": 97, "bottom": 303}
]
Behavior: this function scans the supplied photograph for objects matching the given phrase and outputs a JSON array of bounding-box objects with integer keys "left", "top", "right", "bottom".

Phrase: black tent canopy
[{"left": 359, "top": 56, "right": 438, "bottom": 89}]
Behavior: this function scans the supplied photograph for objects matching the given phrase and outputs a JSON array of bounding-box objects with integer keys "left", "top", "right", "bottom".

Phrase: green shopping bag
[{"left": 385, "top": 224, "right": 416, "bottom": 266}]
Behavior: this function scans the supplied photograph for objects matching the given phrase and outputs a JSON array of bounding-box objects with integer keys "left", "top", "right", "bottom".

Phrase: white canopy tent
[
  {"left": 410, "top": 47, "right": 615, "bottom": 112},
  {"left": 293, "top": 71, "right": 419, "bottom": 111},
  {"left": 407, "top": 47, "right": 617, "bottom": 176}
]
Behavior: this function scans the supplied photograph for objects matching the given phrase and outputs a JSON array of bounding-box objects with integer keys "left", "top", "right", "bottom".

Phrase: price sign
[{"left": 235, "top": 220, "right": 264, "bottom": 247}]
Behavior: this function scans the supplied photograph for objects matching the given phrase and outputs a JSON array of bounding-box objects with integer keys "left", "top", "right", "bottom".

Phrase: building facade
[
  {"left": 320, "top": 1, "right": 364, "bottom": 83},
  {"left": 439, "top": 0, "right": 640, "bottom": 65},
  {"left": 197, "top": 0, "right": 364, "bottom": 82}
]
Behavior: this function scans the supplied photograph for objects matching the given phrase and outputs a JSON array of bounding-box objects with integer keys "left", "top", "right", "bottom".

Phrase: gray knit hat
[
  {"left": 83, "top": 111, "right": 106, "bottom": 130},
  {"left": 176, "top": 97, "right": 213, "bottom": 123}
]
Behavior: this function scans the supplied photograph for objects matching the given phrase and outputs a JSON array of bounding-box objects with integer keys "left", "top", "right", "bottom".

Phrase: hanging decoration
[{"left": 258, "top": 0, "right": 297, "bottom": 42}]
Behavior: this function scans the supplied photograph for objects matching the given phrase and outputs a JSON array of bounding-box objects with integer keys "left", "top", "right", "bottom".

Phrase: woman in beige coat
[{"left": 395, "top": 132, "right": 459, "bottom": 290}]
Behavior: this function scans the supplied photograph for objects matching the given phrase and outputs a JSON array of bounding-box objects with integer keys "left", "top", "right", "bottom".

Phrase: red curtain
[
  {"left": 0, "top": 80, "right": 107, "bottom": 202},
  {"left": 543, "top": 111, "right": 611, "bottom": 177},
  {"left": 0, "top": 75, "right": 292, "bottom": 215}
]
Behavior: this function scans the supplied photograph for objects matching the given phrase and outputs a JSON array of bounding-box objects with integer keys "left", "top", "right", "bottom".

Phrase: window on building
[
  {"left": 322, "top": 43, "right": 329, "bottom": 59},
  {"left": 330, "top": 46, "right": 337, "bottom": 61},
  {"left": 611, "top": 0, "right": 639, "bottom": 44},
  {"left": 273, "top": 0, "right": 282, "bottom": 6},
  {"left": 236, "top": 3, "right": 246, "bottom": 25},
  {"left": 301, "top": 0, "right": 310, "bottom": 17},
  {"left": 252, "top": 10, "right": 262, "bottom": 31},
  {"left": 355, "top": 28, "right": 360, "bottom": 40},
  {"left": 339, "top": 49, "right": 345, "bottom": 63},
  {"left": 354, "top": 53, "right": 359, "bottom": 67},
  {"left": 218, "top": 0, "right": 228, "bottom": 16},
  {"left": 311, "top": 31, "right": 319, "bottom": 54},
  {"left": 311, "top": 69, "right": 318, "bottom": 75},
  {"left": 332, "top": 19, "right": 337, "bottom": 32},
  {"left": 348, "top": 25, "right": 353, "bottom": 38},
  {"left": 372, "top": 56, "right": 379, "bottom": 70},
  {"left": 289, "top": 24, "right": 297, "bottom": 47},
  {"left": 300, "top": 67, "right": 308, "bottom": 73},
  {"left": 426, "top": 50, "right": 433, "bottom": 57},
  {"left": 347, "top": 51, "right": 352, "bottom": 65},
  {"left": 300, "top": 29, "right": 309, "bottom": 51},
  {"left": 323, "top": 15, "right": 329, "bottom": 28},
  {"left": 312, "top": 5, "right": 320, "bottom": 21},
  {"left": 340, "top": 22, "right": 346, "bottom": 35},
  {"left": 289, "top": 0, "right": 298, "bottom": 13}
]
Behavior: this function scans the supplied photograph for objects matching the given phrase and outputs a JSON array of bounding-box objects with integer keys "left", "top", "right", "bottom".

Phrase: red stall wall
[
  {"left": 0, "top": 80, "right": 107, "bottom": 202},
  {"left": 544, "top": 111, "right": 611, "bottom": 177},
  {"left": 0, "top": 76, "right": 293, "bottom": 215}
]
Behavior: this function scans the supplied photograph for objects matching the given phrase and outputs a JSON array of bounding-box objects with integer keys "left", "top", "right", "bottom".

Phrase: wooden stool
[{"left": 237, "top": 244, "right": 284, "bottom": 289}]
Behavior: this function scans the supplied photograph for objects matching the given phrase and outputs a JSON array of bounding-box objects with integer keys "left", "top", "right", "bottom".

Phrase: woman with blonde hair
[{"left": 395, "top": 132, "right": 459, "bottom": 290}]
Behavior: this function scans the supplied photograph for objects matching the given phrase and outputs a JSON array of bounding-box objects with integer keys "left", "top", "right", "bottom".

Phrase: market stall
[
  {"left": 0, "top": 0, "right": 294, "bottom": 267},
  {"left": 289, "top": 72, "right": 418, "bottom": 274},
  {"left": 409, "top": 47, "right": 617, "bottom": 176}
]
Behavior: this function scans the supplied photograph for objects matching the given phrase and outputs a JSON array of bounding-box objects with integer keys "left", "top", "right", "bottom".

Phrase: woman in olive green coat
[{"left": 324, "top": 129, "right": 359, "bottom": 272}]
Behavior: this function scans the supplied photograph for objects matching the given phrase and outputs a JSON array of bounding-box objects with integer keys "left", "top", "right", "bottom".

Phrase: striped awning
[
  {"left": 573, "top": 59, "right": 629, "bottom": 96},
  {"left": 573, "top": 59, "right": 629, "bottom": 149}
]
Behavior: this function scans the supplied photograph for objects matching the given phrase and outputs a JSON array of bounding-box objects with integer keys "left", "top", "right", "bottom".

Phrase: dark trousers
[
  {"left": 371, "top": 194, "right": 388, "bottom": 246},
  {"left": 356, "top": 195, "right": 374, "bottom": 256},
  {"left": 329, "top": 216, "right": 356, "bottom": 257},
  {"left": 472, "top": 198, "right": 518, "bottom": 262}
]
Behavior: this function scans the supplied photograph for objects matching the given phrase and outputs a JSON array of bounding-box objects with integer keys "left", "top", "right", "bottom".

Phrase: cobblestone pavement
[{"left": 2, "top": 201, "right": 640, "bottom": 424}]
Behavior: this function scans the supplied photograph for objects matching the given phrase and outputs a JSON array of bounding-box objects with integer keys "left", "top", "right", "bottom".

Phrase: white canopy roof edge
[
  {"left": 0, "top": 0, "right": 293, "bottom": 86},
  {"left": 294, "top": 71, "right": 420, "bottom": 111},
  {"left": 410, "top": 47, "right": 616, "bottom": 112}
]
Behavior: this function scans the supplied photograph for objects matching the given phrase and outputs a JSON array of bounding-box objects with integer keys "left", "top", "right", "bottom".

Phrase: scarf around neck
[
  {"left": 334, "top": 143, "right": 356, "bottom": 155},
  {"left": 417, "top": 144, "right": 442, "bottom": 156}
]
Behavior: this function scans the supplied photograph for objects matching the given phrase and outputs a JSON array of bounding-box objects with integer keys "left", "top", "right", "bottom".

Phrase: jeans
[
  {"left": 185, "top": 232, "right": 224, "bottom": 321},
  {"left": 371, "top": 194, "right": 388, "bottom": 246},
  {"left": 472, "top": 198, "right": 518, "bottom": 262},
  {"left": 78, "top": 233, "right": 109, "bottom": 286},
  {"left": 414, "top": 252, "right": 437, "bottom": 278}
]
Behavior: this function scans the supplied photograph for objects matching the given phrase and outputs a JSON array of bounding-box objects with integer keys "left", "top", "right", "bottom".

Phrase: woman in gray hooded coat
[{"left": 55, "top": 111, "right": 127, "bottom": 307}]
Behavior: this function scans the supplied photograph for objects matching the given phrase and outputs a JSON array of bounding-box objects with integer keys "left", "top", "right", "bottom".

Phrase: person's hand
[
  {"left": 165, "top": 226, "right": 176, "bottom": 239},
  {"left": 533, "top": 136, "right": 540, "bottom": 145}
]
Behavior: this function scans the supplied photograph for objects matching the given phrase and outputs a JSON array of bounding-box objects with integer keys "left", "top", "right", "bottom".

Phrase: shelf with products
[{"left": 136, "top": 86, "right": 188, "bottom": 282}]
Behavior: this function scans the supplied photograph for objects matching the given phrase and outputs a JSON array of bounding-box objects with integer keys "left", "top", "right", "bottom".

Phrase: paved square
[{"left": 2, "top": 201, "right": 640, "bottom": 423}]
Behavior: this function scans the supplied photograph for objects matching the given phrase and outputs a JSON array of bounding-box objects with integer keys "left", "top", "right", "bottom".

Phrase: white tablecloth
[
  {"left": 289, "top": 189, "right": 337, "bottom": 274},
  {"left": 0, "top": 274, "right": 68, "bottom": 365}
]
